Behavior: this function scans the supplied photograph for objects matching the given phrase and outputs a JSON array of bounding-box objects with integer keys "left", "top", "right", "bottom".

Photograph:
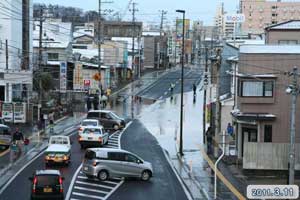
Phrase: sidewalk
[{"left": 0, "top": 112, "right": 85, "bottom": 189}]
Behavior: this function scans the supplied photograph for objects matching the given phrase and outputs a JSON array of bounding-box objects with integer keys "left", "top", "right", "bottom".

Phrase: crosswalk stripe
[
  {"left": 72, "top": 192, "right": 103, "bottom": 200},
  {"left": 77, "top": 176, "right": 118, "bottom": 185},
  {"left": 109, "top": 138, "right": 118, "bottom": 142},
  {"left": 75, "top": 181, "right": 114, "bottom": 189},
  {"left": 74, "top": 186, "right": 109, "bottom": 194}
]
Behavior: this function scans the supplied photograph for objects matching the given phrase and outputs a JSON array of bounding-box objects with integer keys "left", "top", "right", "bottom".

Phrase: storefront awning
[{"left": 231, "top": 111, "right": 276, "bottom": 121}]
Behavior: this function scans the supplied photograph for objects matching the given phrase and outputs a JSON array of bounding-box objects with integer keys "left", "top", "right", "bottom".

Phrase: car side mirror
[{"left": 137, "top": 160, "right": 143, "bottom": 164}]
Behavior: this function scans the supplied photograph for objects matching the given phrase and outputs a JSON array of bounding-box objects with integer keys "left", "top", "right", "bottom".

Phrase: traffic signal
[
  {"left": 203, "top": 72, "right": 209, "bottom": 86},
  {"left": 93, "top": 73, "right": 101, "bottom": 81}
]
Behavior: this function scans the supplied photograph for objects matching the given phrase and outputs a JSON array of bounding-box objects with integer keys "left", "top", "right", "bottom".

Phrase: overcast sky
[{"left": 34, "top": 0, "right": 238, "bottom": 26}]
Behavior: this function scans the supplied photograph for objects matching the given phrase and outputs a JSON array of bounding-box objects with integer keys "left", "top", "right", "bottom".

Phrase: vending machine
[
  {"left": 13, "top": 102, "right": 26, "bottom": 123},
  {"left": 2, "top": 103, "right": 13, "bottom": 122}
]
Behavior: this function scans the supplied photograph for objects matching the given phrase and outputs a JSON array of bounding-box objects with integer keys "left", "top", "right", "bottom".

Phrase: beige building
[{"left": 241, "top": 0, "right": 300, "bottom": 34}]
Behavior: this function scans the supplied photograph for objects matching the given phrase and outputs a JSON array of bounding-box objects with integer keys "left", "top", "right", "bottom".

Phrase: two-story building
[{"left": 232, "top": 20, "right": 300, "bottom": 170}]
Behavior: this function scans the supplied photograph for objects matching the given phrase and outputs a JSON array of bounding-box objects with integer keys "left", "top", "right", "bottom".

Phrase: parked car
[
  {"left": 44, "top": 136, "right": 71, "bottom": 166},
  {"left": 29, "top": 170, "right": 64, "bottom": 200},
  {"left": 78, "top": 126, "right": 109, "bottom": 149},
  {"left": 78, "top": 119, "right": 99, "bottom": 135},
  {"left": 86, "top": 110, "right": 126, "bottom": 130},
  {"left": 82, "top": 148, "right": 153, "bottom": 181},
  {"left": 0, "top": 124, "right": 11, "bottom": 148}
]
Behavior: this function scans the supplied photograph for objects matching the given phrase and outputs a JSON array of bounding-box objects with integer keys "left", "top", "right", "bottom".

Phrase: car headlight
[
  {"left": 63, "top": 155, "right": 69, "bottom": 160},
  {"left": 45, "top": 155, "right": 50, "bottom": 160}
]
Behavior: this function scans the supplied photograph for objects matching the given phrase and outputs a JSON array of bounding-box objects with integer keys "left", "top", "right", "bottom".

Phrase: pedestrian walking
[
  {"left": 170, "top": 83, "right": 175, "bottom": 94},
  {"left": 206, "top": 127, "right": 213, "bottom": 155},
  {"left": 193, "top": 83, "right": 197, "bottom": 96},
  {"left": 93, "top": 95, "right": 99, "bottom": 110}
]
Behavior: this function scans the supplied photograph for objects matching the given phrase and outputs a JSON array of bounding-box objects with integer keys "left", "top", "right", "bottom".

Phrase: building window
[
  {"left": 241, "top": 81, "right": 274, "bottom": 97},
  {"left": 272, "top": 21, "right": 277, "bottom": 24},
  {"left": 278, "top": 40, "right": 298, "bottom": 45},
  {"left": 12, "top": 84, "right": 22, "bottom": 101},
  {"left": 47, "top": 53, "right": 59, "bottom": 61},
  {"left": 272, "top": 13, "right": 277, "bottom": 17},
  {"left": 264, "top": 125, "right": 272, "bottom": 142}
]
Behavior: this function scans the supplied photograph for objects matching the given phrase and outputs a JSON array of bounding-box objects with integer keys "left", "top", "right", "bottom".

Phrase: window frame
[
  {"left": 240, "top": 80, "right": 274, "bottom": 98},
  {"left": 47, "top": 53, "right": 59, "bottom": 61}
]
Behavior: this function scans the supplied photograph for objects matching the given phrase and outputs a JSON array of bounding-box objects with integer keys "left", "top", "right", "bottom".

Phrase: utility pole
[
  {"left": 130, "top": 2, "right": 138, "bottom": 79},
  {"left": 174, "top": 18, "right": 178, "bottom": 67},
  {"left": 98, "top": 0, "right": 102, "bottom": 96},
  {"left": 38, "top": 7, "right": 44, "bottom": 108},
  {"left": 203, "top": 47, "right": 208, "bottom": 144},
  {"left": 287, "top": 66, "right": 299, "bottom": 185},
  {"left": 130, "top": 1, "right": 138, "bottom": 119},
  {"left": 176, "top": 9, "right": 186, "bottom": 157},
  {"left": 5, "top": 40, "right": 8, "bottom": 71},
  {"left": 214, "top": 48, "right": 222, "bottom": 157},
  {"left": 159, "top": 10, "right": 167, "bottom": 69}
]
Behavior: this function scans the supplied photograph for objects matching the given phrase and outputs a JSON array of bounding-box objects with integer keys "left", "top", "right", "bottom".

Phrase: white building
[
  {"left": 0, "top": 0, "right": 33, "bottom": 102},
  {"left": 214, "top": 3, "right": 235, "bottom": 39}
]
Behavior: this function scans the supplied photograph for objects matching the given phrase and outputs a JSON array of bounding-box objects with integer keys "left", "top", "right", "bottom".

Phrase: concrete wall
[
  {"left": 266, "top": 30, "right": 300, "bottom": 44},
  {"left": 243, "top": 142, "right": 300, "bottom": 170}
]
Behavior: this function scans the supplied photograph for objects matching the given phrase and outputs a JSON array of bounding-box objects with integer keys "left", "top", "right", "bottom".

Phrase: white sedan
[
  {"left": 78, "top": 126, "right": 109, "bottom": 149},
  {"left": 78, "top": 119, "right": 100, "bottom": 135}
]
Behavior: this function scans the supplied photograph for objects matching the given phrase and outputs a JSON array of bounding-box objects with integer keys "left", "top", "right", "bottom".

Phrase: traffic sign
[{"left": 84, "top": 80, "right": 91, "bottom": 86}]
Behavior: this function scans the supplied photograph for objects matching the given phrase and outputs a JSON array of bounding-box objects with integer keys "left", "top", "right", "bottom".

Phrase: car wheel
[
  {"left": 98, "top": 170, "right": 109, "bottom": 181},
  {"left": 113, "top": 124, "right": 119, "bottom": 130},
  {"left": 141, "top": 170, "right": 151, "bottom": 181}
]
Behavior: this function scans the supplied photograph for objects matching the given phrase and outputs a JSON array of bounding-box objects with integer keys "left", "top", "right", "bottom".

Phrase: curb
[
  {"left": 161, "top": 149, "right": 194, "bottom": 200},
  {"left": 176, "top": 154, "right": 210, "bottom": 200}
]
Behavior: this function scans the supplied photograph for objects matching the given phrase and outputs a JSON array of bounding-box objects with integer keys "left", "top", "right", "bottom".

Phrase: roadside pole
[
  {"left": 203, "top": 47, "right": 208, "bottom": 144},
  {"left": 214, "top": 131, "right": 225, "bottom": 199},
  {"left": 214, "top": 48, "right": 222, "bottom": 157},
  {"left": 287, "top": 66, "right": 299, "bottom": 185}
]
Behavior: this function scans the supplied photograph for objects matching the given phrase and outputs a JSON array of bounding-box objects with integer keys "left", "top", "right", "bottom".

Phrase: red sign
[{"left": 84, "top": 80, "right": 91, "bottom": 86}]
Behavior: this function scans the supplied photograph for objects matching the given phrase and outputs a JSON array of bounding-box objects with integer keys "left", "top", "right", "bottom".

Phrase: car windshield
[
  {"left": 110, "top": 112, "right": 120, "bottom": 119},
  {"left": 50, "top": 138, "right": 68, "bottom": 144},
  {"left": 0, "top": 127, "right": 10, "bottom": 136},
  {"left": 82, "top": 121, "right": 98, "bottom": 126},
  {"left": 36, "top": 175, "right": 59, "bottom": 187},
  {"left": 85, "top": 150, "right": 96, "bottom": 160},
  {"left": 46, "top": 151, "right": 67, "bottom": 155},
  {"left": 83, "top": 128, "right": 102, "bottom": 134}
]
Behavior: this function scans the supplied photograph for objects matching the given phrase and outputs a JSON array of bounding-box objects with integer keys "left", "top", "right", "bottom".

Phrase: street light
[{"left": 176, "top": 9, "right": 185, "bottom": 157}]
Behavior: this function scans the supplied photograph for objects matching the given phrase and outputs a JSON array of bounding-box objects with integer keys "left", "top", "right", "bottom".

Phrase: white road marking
[
  {"left": 72, "top": 192, "right": 104, "bottom": 200},
  {"left": 77, "top": 176, "right": 118, "bottom": 185},
  {"left": 74, "top": 186, "right": 109, "bottom": 194},
  {"left": 75, "top": 181, "right": 114, "bottom": 189},
  {"left": 67, "top": 122, "right": 133, "bottom": 200},
  {"left": 0, "top": 125, "right": 78, "bottom": 195},
  {"left": 65, "top": 164, "right": 83, "bottom": 200}
]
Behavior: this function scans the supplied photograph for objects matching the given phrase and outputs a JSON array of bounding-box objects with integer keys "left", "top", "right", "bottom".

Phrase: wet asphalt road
[
  {"left": 0, "top": 131, "right": 84, "bottom": 200},
  {"left": 137, "top": 68, "right": 202, "bottom": 100},
  {"left": 108, "top": 120, "right": 189, "bottom": 200}
]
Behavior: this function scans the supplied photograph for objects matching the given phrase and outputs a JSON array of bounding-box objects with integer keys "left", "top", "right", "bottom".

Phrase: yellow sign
[{"left": 93, "top": 73, "right": 101, "bottom": 81}]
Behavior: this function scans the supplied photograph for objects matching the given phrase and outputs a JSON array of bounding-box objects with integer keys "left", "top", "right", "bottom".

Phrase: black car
[{"left": 29, "top": 170, "right": 64, "bottom": 200}]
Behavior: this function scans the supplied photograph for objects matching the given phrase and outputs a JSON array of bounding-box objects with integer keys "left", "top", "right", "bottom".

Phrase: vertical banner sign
[
  {"left": 73, "top": 62, "right": 83, "bottom": 90},
  {"left": 60, "top": 62, "right": 67, "bottom": 93}
]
